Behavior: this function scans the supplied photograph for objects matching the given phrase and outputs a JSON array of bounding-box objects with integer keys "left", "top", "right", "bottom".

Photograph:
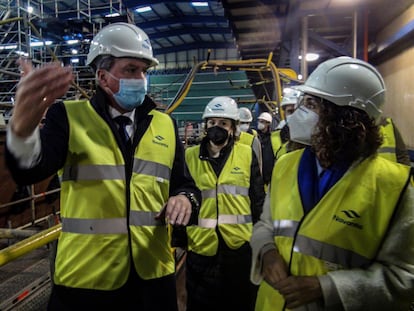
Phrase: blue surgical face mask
[{"left": 106, "top": 72, "right": 147, "bottom": 111}]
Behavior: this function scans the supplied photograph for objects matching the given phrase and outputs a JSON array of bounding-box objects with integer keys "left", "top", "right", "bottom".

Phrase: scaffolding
[{"left": 0, "top": 0, "right": 126, "bottom": 124}]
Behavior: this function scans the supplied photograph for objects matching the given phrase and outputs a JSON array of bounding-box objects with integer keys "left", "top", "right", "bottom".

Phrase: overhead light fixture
[
  {"left": 30, "top": 41, "right": 53, "bottom": 47},
  {"left": 136, "top": 6, "right": 152, "bottom": 13},
  {"left": 191, "top": 2, "right": 209, "bottom": 7},
  {"left": 15, "top": 50, "right": 28, "bottom": 57},
  {"left": 66, "top": 39, "right": 79, "bottom": 45},
  {"left": 105, "top": 12, "right": 120, "bottom": 17},
  {"left": 298, "top": 53, "right": 320, "bottom": 62},
  {"left": 305, "top": 53, "right": 319, "bottom": 62},
  {"left": 0, "top": 44, "right": 17, "bottom": 50}
]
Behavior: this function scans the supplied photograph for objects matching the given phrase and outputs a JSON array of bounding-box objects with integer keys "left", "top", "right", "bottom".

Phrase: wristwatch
[
  {"left": 179, "top": 192, "right": 200, "bottom": 210},
  {"left": 178, "top": 192, "right": 200, "bottom": 226}
]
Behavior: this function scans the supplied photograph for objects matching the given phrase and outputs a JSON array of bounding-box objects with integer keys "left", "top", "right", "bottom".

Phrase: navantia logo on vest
[{"left": 332, "top": 210, "right": 363, "bottom": 230}]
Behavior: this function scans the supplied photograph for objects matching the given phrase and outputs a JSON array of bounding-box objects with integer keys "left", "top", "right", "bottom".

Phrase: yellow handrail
[{"left": 0, "top": 224, "right": 61, "bottom": 267}]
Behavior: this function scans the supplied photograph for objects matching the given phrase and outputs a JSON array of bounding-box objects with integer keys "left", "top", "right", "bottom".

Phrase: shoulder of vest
[
  {"left": 149, "top": 110, "right": 174, "bottom": 125},
  {"left": 63, "top": 99, "right": 91, "bottom": 107},
  {"left": 185, "top": 144, "right": 200, "bottom": 153},
  {"left": 235, "top": 141, "right": 252, "bottom": 151},
  {"left": 241, "top": 131, "right": 254, "bottom": 138},
  {"left": 373, "top": 155, "right": 410, "bottom": 173},
  {"left": 271, "top": 130, "right": 281, "bottom": 138},
  {"left": 277, "top": 148, "right": 304, "bottom": 163}
]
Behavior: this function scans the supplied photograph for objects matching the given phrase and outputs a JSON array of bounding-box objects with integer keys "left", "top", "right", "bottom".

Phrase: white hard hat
[
  {"left": 294, "top": 56, "right": 385, "bottom": 120},
  {"left": 281, "top": 91, "right": 300, "bottom": 108},
  {"left": 86, "top": 22, "right": 159, "bottom": 68},
  {"left": 238, "top": 107, "right": 253, "bottom": 122},
  {"left": 202, "top": 96, "right": 239, "bottom": 121},
  {"left": 257, "top": 112, "right": 272, "bottom": 123}
]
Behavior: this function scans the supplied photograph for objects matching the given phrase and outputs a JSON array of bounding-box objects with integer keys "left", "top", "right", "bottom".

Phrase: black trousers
[
  {"left": 186, "top": 242, "right": 258, "bottom": 311},
  {"left": 48, "top": 272, "right": 178, "bottom": 311}
]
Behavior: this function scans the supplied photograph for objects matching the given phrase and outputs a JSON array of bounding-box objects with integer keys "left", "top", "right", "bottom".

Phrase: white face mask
[
  {"left": 239, "top": 124, "right": 250, "bottom": 132},
  {"left": 287, "top": 106, "right": 319, "bottom": 145},
  {"left": 257, "top": 122, "right": 266, "bottom": 131}
]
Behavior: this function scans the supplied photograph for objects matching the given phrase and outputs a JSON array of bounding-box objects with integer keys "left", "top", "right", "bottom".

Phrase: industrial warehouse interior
[{"left": 0, "top": 0, "right": 413, "bottom": 310}]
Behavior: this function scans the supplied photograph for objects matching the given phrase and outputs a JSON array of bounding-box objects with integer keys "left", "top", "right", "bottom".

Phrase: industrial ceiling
[
  {"left": 2, "top": 0, "right": 411, "bottom": 69},
  {"left": 0, "top": 0, "right": 413, "bottom": 115}
]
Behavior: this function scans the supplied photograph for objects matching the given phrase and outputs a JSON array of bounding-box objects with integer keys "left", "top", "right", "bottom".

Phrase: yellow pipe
[
  {"left": 0, "top": 17, "right": 23, "bottom": 25},
  {"left": 266, "top": 52, "right": 274, "bottom": 67},
  {"left": 165, "top": 57, "right": 297, "bottom": 116},
  {"left": 0, "top": 224, "right": 61, "bottom": 267}
]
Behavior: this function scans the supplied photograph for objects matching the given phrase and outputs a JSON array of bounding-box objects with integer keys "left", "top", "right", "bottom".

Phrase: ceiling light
[
  {"left": 136, "top": 6, "right": 152, "bottom": 13},
  {"left": 30, "top": 41, "right": 53, "bottom": 47},
  {"left": 305, "top": 53, "right": 319, "bottom": 62},
  {"left": 192, "top": 2, "right": 209, "bottom": 7},
  {"left": 66, "top": 40, "right": 79, "bottom": 45},
  {"left": 105, "top": 13, "right": 120, "bottom": 17},
  {"left": 298, "top": 53, "right": 320, "bottom": 62},
  {"left": 0, "top": 45, "right": 17, "bottom": 50},
  {"left": 15, "top": 50, "right": 28, "bottom": 57}
]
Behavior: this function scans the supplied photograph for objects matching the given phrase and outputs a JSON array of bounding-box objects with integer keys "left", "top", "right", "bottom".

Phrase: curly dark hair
[{"left": 311, "top": 100, "right": 383, "bottom": 168}]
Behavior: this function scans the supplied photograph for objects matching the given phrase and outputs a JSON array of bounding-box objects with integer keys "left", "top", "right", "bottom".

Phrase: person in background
[
  {"left": 184, "top": 96, "right": 265, "bottom": 311},
  {"left": 272, "top": 90, "right": 301, "bottom": 160},
  {"left": 250, "top": 56, "right": 414, "bottom": 311},
  {"left": 238, "top": 107, "right": 263, "bottom": 174},
  {"left": 238, "top": 107, "right": 257, "bottom": 136},
  {"left": 256, "top": 111, "right": 275, "bottom": 187},
  {"left": 5, "top": 22, "right": 201, "bottom": 311},
  {"left": 378, "top": 116, "right": 410, "bottom": 165}
]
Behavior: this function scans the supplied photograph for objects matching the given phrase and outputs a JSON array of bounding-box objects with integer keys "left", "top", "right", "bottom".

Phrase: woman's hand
[{"left": 262, "top": 248, "right": 289, "bottom": 287}]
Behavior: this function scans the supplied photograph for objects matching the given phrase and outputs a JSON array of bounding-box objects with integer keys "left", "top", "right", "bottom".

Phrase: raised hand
[{"left": 11, "top": 58, "right": 73, "bottom": 137}]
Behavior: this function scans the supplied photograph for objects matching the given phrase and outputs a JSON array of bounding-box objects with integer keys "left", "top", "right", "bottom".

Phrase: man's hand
[
  {"left": 155, "top": 194, "right": 192, "bottom": 226},
  {"left": 12, "top": 58, "right": 73, "bottom": 138},
  {"left": 275, "top": 276, "right": 322, "bottom": 309}
]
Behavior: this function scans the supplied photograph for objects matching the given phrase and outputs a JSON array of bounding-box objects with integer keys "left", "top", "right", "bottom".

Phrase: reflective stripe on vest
[
  {"left": 199, "top": 214, "right": 253, "bottom": 228},
  {"left": 273, "top": 219, "right": 299, "bottom": 237},
  {"left": 62, "top": 218, "right": 128, "bottom": 234},
  {"left": 62, "top": 159, "right": 170, "bottom": 182},
  {"left": 133, "top": 158, "right": 171, "bottom": 181},
  {"left": 61, "top": 164, "right": 125, "bottom": 181},
  {"left": 201, "top": 184, "right": 249, "bottom": 199},
  {"left": 55, "top": 100, "right": 176, "bottom": 290},
  {"left": 378, "top": 118, "right": 397, "bottom": 162},
  {"left": 62, "top": 213, "right": 165, "bottom": 234},
  {"left": 255, "top": 149, "right": 411, "bottom": 311},
  {"left": 185, "top": 143, "right": 253, "bottom": 255}
]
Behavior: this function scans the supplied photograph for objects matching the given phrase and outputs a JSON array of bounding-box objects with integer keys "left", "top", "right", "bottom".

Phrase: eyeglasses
[{"left": 299, "top": 94, "right": 323, "bottom": 111}]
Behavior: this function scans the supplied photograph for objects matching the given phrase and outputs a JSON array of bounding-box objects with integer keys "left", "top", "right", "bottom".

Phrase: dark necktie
[{"left": 114, "top": 116, "right": 132, "bottom": 148}]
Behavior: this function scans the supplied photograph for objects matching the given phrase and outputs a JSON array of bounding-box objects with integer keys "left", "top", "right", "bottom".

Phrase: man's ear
[{"left": 97, "top": 69, "right": 109, "bottom": 87}]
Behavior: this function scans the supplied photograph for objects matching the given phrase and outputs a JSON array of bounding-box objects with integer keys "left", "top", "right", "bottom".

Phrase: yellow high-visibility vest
[
  {"left": 185, "top": 142, "right": 252, "bottom": 256},
  {"left": 255, "top": 149, "right": 411, "bottom": 310},
  {"left": 56, "top": 100, "right": 176, "bottom": 290}
]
